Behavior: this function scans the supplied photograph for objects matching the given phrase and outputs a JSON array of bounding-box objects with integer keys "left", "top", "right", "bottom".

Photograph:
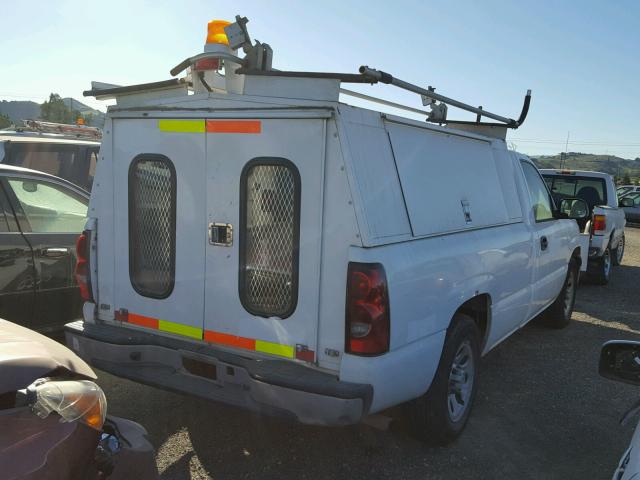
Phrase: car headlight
[{"left": 27, "top": 378, "right": 107, "bottom": 430}]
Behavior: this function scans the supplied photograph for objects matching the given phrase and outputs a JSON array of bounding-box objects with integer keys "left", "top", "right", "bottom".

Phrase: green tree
[
  {"left": 40, "top": 93, "right": 84, "bottom": 124},
  {"left": 0, "top": 113, "right": 11, "bottom": 129},
  {"left": 41, "top": 93, "right": 70, "bottom": 123},
  {"left": 623, "top": 173, "right": 632, "bottom": 185}
]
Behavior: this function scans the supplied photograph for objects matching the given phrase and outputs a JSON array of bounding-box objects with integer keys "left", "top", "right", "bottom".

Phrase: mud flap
[{"left": 578, "top": 232, "right": 590, "bottom": 271}]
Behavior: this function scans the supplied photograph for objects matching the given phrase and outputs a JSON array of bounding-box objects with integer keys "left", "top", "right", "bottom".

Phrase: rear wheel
[
  {"left": 542, "top": 258, "right": 578, "bottom": 329},
  {"left": 404, "top": 314, "right": 480, "bottom": 445},
  {"left": 591, "top": 247, "right": 611, "bottom": 285},
  {"left": 612, "top": 234, "right": 625, "bottom": 266}
]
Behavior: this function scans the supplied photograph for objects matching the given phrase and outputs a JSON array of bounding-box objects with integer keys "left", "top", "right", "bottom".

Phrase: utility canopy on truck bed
[{"left": 66, "top": 15, "right": 589, "bottom": 445}]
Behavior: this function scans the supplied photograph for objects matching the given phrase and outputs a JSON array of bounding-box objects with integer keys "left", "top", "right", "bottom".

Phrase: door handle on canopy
[
  {"left": 41, "top": 247, "right": 70, "bottom": 258},
  {"left": 209, "top": 223, "right": 233, "bottom": 247}
]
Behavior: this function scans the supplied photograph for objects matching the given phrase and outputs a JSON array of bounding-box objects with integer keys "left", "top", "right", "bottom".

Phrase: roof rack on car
[{"left": 16, "top": 120, "right": 102, "bottom": 140}]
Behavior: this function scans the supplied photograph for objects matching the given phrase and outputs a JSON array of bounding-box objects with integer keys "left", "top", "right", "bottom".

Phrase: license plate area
[{"left": 182, "top": 356, "right": 218, "bottom": 381}]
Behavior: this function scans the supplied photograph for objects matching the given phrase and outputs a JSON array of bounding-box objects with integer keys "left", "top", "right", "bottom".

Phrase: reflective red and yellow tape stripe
[
  {"left": 122, "top": 312, "right": 296, "bottom": 359},
  {"left": 157, "top": 119, "right": 261, "bottom": 134}
]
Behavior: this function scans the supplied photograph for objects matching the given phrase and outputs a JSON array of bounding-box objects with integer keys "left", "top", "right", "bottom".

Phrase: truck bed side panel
[{"left": 341, "top": 221, "right": 533, "bottom": 412}]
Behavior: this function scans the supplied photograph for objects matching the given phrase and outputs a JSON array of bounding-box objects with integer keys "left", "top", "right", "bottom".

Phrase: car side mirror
[
  {"left": 599, "top": 341, "right": 640, "bottom": 386},
  {"left": 558, "top": 198, "right": 589, "bottom": 220},
  {"left": 621, "top": 197, "right": 634, "bottom": 208}
]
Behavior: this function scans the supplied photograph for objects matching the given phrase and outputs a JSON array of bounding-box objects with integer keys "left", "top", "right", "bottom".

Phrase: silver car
[{"left": 621, "top": 192, "right": 640, "bottom": 224}]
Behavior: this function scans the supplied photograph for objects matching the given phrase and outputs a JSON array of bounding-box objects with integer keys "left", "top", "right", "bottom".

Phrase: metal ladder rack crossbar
[
  {"left": 339, "top": 88, "right": 431, "bottom": 117},
  {"left": 358, "top": 66, "right": 531, "bottom": 129}
]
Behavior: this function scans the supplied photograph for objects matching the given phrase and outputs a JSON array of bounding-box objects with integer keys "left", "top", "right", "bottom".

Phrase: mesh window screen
[
  {"left": 129, "top": 156, "right": 176, "bottom": 298},
  {"left": 240, "top": 160, "right": 300, "bottom": 318}
]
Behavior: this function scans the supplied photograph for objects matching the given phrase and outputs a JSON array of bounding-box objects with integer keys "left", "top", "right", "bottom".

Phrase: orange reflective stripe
[
  {"left": 203, "top": 330, "right": 255, "bottom": 350},
  {"left": 122, "top": 312, "right": 295, "bottom": 359},
  {"left": 206, "top": 120, "right": 261, "bottom": 134},
  {"left": 127, "top": 313, "right": 159, "bottom": 329}
]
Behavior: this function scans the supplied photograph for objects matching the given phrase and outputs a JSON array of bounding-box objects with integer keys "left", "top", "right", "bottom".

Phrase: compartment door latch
[{"left": 209, "top": 223, "right": 233, "bottom": 246}]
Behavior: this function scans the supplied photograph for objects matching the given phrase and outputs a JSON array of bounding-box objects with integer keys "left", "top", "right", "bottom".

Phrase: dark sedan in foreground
[{"left": 0, "top": 319, "right": 157, "bottom": 479}]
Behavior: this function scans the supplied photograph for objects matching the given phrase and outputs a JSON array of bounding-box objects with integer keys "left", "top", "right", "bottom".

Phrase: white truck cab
[
  {"left": 65, "top": 16, "right": 589, "bottom": 445},
  {"left": 541, "top": 169, "right": 626, "bottom": 284}
]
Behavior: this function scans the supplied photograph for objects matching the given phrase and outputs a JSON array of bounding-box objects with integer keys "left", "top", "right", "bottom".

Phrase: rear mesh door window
[
  {"left": 129, "top": 155, "right": 176, "bottom": 298},
  {"left": 239, "top": 158, "right": 300, "bottom": 318}
]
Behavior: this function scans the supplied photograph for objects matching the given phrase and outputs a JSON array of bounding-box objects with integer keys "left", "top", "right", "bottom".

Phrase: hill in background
[
  {"left": 531, "top": 153, "right": 640, "bottom": 182},
  {"left": 0, "top": 100, "right": 40, "bottom": 123},
  {"left": 0, "top": 98, "right": 105, "bottom": 127}
]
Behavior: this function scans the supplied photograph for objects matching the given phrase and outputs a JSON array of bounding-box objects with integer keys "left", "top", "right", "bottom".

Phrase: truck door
[
  {"left": 203, "top": 118, "right": 326, "bottom": 362},
  {"left": 112, "top": 119, "right": 206, "bottom": 339},
  {"left": 520, "top": 160, "right": 567, "bottom": 313}
]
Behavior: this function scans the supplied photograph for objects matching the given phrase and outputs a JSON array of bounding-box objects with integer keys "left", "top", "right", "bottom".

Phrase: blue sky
[{"left": 2, "top": 0, "right": 638, "bottom": 157}]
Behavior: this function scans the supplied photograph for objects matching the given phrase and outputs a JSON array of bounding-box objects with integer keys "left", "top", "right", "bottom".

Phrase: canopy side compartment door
[{"left": 112, "top": 118, "right": 206, "bottom": 338}]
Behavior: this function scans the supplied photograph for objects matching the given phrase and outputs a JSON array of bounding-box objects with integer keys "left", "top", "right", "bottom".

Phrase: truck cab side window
[{"left": 521, "top": 161, "right": 554, "bottom": 222}]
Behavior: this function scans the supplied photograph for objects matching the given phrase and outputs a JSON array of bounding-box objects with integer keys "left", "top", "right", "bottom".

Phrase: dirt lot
[{"left": 98, "top": 228, "right": 640, "bottom": 480}]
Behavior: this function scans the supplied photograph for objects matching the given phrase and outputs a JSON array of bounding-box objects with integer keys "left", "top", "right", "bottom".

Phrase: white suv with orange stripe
[{"left": 65, "top": 16, "right": 589, "bottom": 445}]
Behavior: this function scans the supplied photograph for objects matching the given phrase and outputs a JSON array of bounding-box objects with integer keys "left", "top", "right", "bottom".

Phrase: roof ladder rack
[{"left": 358, "top": 66, "right": 531, "bottom": 130}]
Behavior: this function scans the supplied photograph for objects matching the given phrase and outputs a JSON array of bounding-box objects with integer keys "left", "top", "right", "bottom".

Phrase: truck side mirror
[
  {"left": 620, "top": 197, "right": 634, "bottom": 208},
  {"left": 558, "top": 198, "right": 588, "bottom": 220},
  {"left": 599, "top": 341, "right": 640, "bottom": 386}
]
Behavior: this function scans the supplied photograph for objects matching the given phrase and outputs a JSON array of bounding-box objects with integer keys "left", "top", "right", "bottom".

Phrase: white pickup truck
[
  {"left": 541, "top": 169, "right": 626, "bottom": 284},
  {"left": 65, "top": 16, "right": 590, "bottom": 445}
]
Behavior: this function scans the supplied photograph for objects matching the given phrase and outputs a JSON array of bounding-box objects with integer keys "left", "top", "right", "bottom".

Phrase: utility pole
[{"left": 561, "top": 131, "right": 570, "bottom": 169}]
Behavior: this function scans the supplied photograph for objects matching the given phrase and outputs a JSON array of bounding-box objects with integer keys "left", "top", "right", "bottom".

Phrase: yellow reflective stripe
[
  {"left": 255, "top": 340, "right": 295, "bottom": 358},
  {"left": 158, "top": 119, "right": 205, "bottom": 133},
  {"left": 158, "top": 320, "right": 202, "bottom": 340}
]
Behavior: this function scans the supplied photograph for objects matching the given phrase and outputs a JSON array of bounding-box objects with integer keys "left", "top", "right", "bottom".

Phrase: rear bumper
[
  {"left": 589, "top": 233, "right": 607, "bottom": 257},
  {"left": 65, "top": 321, "right": 372, "bottom": 426}
]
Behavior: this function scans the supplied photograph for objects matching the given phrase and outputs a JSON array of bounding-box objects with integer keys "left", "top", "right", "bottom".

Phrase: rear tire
[
  {"left": 542, "top": 258, "right": 578, "bottom": 329},
  {"left": 404, "top": 314, "right": 480, "bottom": 445},
  {"left": 591, "top": 247, "right": 611, "bottom": 285},
  {"left": 612, "top": 234, "right": 625, "bottom": 266}
]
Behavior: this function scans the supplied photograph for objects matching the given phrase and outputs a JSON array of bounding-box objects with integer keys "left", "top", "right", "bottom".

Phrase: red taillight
[
  {"left": 345, "top": 262, "right": 390, "bottom": 356},
  {"left": 593, "top": 214, "right": 606, "bottom": 232},
  {"left": 75, "top": 230, "right": 92, "bottom": 302},
  {"left": 194, "top": 58, "right": 220, "bottom": 71}
]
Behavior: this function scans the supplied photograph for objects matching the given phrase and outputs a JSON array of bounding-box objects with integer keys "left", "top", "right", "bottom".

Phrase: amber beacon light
[{"left": 206, "top": 20, "right": 231, "bottom": 45}]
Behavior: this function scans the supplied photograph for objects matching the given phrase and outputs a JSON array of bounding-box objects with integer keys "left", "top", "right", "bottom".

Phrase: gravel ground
[{"left": 98, "top": 228, "right": 640, "bottom": 480}]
